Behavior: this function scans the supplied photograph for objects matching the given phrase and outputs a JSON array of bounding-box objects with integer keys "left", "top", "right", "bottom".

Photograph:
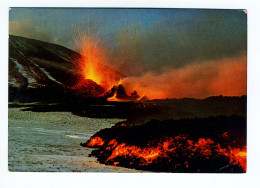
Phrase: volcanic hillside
[{"left": 8, "top": 35, "right": 124, "bottom": 102}]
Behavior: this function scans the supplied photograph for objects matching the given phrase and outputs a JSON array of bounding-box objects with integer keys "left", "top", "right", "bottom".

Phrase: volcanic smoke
[
  {"left": 120, "top": 55, "right": 247, "bottom": 99},
  {"left": 75, "top": 35, "right": 246, "bottom": 100}
]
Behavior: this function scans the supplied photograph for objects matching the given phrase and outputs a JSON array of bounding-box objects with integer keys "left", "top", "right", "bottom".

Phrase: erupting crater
[{"left": 69, "top": 36, "right": 144, "bottom": 101}]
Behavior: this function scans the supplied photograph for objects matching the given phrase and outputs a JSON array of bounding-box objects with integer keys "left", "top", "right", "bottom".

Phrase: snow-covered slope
[{"left": 9, "top": 35, "right": 81, "bottom": 89}]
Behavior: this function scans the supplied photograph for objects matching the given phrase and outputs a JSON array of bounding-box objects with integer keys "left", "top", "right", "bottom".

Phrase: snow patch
[
  {"left": 27, "top": 58, "right": 63, "bottom": 85},
  {"left": 39, "top": 67, "right": 62, "bottom": 85},
  {"left": 10, "top": 57, "right": 37, "bottom": 86}
]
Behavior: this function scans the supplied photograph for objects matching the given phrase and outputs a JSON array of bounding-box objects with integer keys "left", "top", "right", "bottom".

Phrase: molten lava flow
[
  {"left": 87, "top": 135, "right": 247, "bottom": 172},
  {"left": 230, "top": 148, "right": 247, "bottom": 171},
  {"left": 105, "top": 143, "right": 161, "bottom": 165},
  {"left": 106, "top": 139, "right": 118, "bottom": 150},
  {"left": 104, "top": 136, "right": 182, "bottom": 166},
  {"left": 87, "top": 136, "right": 105, "bottom": 147},
  {"left": 107, "top": 92, "right": 120, "bottom": 102},
  {"left": 217, "top": 146, "right": 247, "bottom": 172},
  {"left": 193, "top": 138, "right": 215, "bottom": 158}
]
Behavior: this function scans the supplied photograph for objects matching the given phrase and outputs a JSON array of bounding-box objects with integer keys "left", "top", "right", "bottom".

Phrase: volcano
[
  {"left": 8, "top": 36, "right": 247, "bottom": 173},
  {"left": 8, "top": 35, "right": 125, "bottom": 102}
]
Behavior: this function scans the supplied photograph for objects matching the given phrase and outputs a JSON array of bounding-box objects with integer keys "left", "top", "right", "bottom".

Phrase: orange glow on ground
[
  {"left": 87, "top": 135, "right": 247, "bottom": 172},
  {"left": 219, "top": 147, "right": 247, "bottom": 172},
  {"left": 107, "top": 93, "right": 120, "bottom": 101},
  {"left": 87, "top": 136, "right": 104, "bottom": 147}
]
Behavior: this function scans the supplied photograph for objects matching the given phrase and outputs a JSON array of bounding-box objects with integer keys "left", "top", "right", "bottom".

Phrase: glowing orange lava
[
  {"left": 87, "top": 136, "right": 104, "bottom": 147},
  {"left": 107, "top": 93, "right": 119, "bottom": 101},
  {"left": 105, "top": 143, "right": 161, "bottom": 165},
  {"left": 87, "top": 135, "right": 247, "bottom": 171},
  {"left": 218, "top": 146, "right": 247, "bottom": 172},
  {"left": 77, "top": 36, "right": 121, "bottom": 90}
]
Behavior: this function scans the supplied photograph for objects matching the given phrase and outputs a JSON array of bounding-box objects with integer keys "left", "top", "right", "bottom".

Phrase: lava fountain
[{"left": 76, "top": 36, "right": 122, "bottom": 91}]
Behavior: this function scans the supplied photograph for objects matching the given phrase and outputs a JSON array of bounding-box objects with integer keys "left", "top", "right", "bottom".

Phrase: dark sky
[{"left": 9, "top": 8, "right": 247, "bottom": 75}]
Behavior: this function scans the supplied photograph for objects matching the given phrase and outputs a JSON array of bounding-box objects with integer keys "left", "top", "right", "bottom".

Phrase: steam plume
[{"left": 121, "top": 55, "right": 247, "bottom": 99}]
